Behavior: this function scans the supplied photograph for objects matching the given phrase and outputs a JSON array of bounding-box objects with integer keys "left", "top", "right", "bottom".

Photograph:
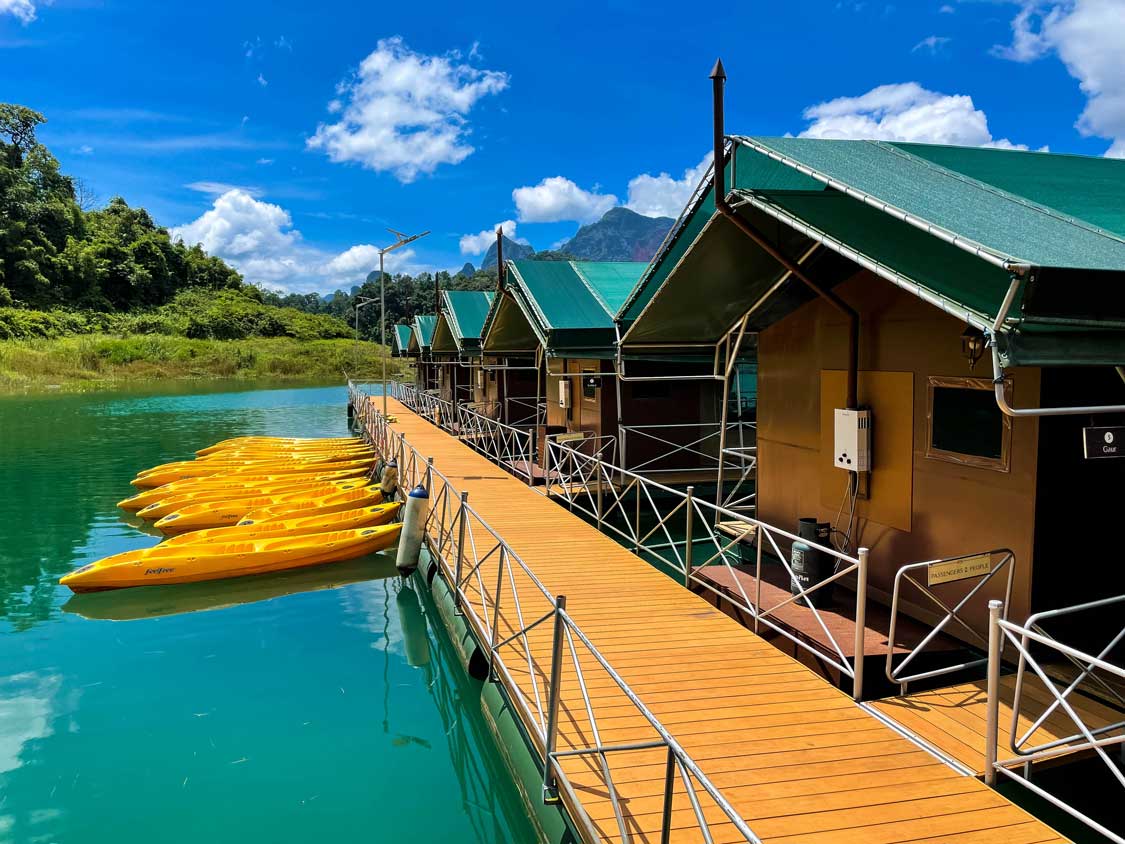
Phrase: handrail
[
  {"left": 885, "top": 549, "right": 1016, "bottom": 694},
  {"left": 984, "top": 597, "right": 1125, "bottom": 844},
  {"left": 348, "top": 380, "right": 763, "bottom": 843},
  {"left": 542, "top": 433, "right": 869, "bottom": 700},
  {"left": 619, "top": 421, "right": 756, "bottom": 481},
  {"left": 457, "top": 405, "right": 537, "bottom": 480}
]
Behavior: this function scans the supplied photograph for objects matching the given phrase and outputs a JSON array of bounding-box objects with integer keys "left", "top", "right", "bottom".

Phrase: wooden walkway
[
  {"left": 374, "top": 397, "right": 1068, "bottom": 844},
  {"left": 870, "top": 674, "right": 1123, "bottom": 777}
]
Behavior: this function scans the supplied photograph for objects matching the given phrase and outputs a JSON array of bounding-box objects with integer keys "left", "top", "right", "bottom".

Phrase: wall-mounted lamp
[{"left": 961, "top": 325, "right": 986, "bottom": 371}]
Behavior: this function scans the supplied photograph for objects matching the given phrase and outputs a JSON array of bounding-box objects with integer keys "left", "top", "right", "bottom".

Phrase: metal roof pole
[
  {"left": 989, "top": 344, "right": 1125, "bottom": 417},
  {"left": 715, "top": 314, "right": 749, "bottom": 509}
]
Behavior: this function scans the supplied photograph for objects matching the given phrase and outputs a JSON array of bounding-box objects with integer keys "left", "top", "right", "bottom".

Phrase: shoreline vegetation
[{"left": 0, "top": 334, "right": 409, "bottom": 392}]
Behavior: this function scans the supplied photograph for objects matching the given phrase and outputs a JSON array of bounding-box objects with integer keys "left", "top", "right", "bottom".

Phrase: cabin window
[{"left": 926, "top": 376, "right": 1012, "bottom": 472}]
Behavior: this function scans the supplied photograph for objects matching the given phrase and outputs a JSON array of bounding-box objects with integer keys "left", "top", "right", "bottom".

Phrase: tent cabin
[
  {"left": 622, "top": 135, "right": 1125, "bottom": 636},
  {"left": 431, "top": 290, "right": 494, "bottom": 407},
  {"left": 391, "top": 323, "right": 413, "bottom": 359},
  {"left": 481, "top": 259, "right": 728, "bottom": 477},
  {"left": 407, "top": 314, "right": 438, "bottom": 392}
]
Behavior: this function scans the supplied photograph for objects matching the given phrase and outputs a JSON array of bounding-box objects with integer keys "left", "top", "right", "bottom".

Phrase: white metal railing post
[
  {"left": 542, "top": 594, "right": 567, "bottom": 803},
  {"left": 853, "top": 547, "right": 869, "bottom": 701},
  {"left": 545, "top": 438, "right": 553, "bottom": 499},
  {"left": 984, "top": 598, "right": 1003, "bottom": 786},
  {"left": 426, "top": 456, "right": 434, "bottom": 491},
  {"left": 684, "top": 486, "right": 695, "bottom": 588},
  {"left": 660, "top": 746, "right": 676, "bottom": 844},
  {"left": 596, "top": 454, "right": 604, "bottom": 531},
  {"left": 454, "top": 491, "right": 468, "bottom": 614}
]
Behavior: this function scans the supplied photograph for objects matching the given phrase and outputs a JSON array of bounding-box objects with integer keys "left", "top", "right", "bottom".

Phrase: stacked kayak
[{"left": 60, "top": 435, "right": 401, "bottom": 592}]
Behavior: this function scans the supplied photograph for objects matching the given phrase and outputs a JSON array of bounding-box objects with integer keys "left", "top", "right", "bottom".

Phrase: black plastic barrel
[{"left": 790, "top": 518, "right": 834, "bottom": 608}]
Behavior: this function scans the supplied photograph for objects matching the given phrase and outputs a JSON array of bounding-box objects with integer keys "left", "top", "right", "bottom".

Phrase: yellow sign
[{"left": 928, "top": 554, "right": 992, "bottom": 586}]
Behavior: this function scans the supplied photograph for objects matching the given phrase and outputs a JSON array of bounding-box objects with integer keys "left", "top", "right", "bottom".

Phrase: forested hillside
[{"left": 0, "top": 105, "right": 242, "bottom": 312}]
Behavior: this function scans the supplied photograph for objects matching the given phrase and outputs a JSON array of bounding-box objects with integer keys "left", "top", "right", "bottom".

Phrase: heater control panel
[{"left": 834, "top": 408, "right": 872, "bottom": 472}]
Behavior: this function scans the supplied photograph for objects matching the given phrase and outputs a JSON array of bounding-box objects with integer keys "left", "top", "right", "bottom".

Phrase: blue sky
[{"left": 2, "top": 0, "right": 1120, "bottom": 293}]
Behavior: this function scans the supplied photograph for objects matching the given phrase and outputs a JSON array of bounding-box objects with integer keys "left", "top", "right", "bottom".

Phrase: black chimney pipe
[
  {"left": 708, "top": 58, "right": 859, "bottom": 408},
  {"left": 709, "top": 58, "right": 727, "bottom": 214},
  {"left": 495, "top": 226, "right": 506, "bottom": 288}
]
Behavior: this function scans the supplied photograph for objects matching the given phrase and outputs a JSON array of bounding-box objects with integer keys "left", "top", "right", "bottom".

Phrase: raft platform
[{"left": 362, "top": 395, "right": 1070, "bottom": 844}]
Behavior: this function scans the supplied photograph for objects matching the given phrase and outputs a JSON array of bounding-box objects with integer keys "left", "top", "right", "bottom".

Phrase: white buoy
[
  {"left": 379, "top": 459, "right": 398, "bottom": 500},
  {"left": 396, "top": 484, "right": 430, "bottom": 574}
]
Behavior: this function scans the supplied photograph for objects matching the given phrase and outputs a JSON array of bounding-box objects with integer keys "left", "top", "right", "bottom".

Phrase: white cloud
[
  {"left": 275, "top": 35, "right": 292, "bottom": 51},
  {"left": 256, "top": 73, "right": 268, "bottom": 87},
  {"left": 940, "top": 3, "right": 955, "bottom": 11},
  {"left": 512, "top": 177, "right": 617, "bottom": 224},
  {"left": 256, "top": 157, "right": 274, "bottom": 165},
  {"left": 799, "top": 82, "right": 1027, "bottom": 148},
  {"left": 0, "top": 0, "right": 36, "bottom": 24},
  {"left": 625, "top": 153, "right": 711, "bottom": 219},
  {"left": 307, "top": 36, "right": 509, "bottom": 183},
  {"left": 171, "top": 189, "right": 417, "bottom": 292},
  {"left": 185, "top": 181, "right": 263, "bottom": 197},
  {"left": 459, "top": 220, "right": 519, "bottom": 256},
  {"left": 74, "top": 144, "right": 94, "bottom": 155},
  {"left": 913, "top": 35, "right": 951, "bottom": 53},
  {"left": 994, "top": 1, "right": 1125, "bottom": 157}
]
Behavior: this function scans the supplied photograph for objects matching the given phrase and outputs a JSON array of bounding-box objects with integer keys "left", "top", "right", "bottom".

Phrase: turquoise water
[{"left": 0, "top": 382, "right": 536, "bottom": 844}]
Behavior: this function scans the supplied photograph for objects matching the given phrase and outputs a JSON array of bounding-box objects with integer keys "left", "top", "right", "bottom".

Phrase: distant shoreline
[{"left": 0, "top": 334, "right": 408, "bottom": 394}]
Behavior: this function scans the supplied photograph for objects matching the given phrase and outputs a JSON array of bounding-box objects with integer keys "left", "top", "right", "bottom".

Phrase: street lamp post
[
  {"left": 376, "top": 228, "right": 430, "bottom": 417},
  {"left": 354, "top": 295, "right": 378, "bottom": 371}
]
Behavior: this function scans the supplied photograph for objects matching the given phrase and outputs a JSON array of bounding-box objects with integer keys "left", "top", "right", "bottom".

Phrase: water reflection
[{"left": 62, "top": 555, "right": 399, "bottom": 622}]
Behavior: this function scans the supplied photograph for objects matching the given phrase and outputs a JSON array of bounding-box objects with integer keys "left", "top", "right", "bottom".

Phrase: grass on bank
[{"left": 0, "top": 334, "right": 412, "bottom": 392}]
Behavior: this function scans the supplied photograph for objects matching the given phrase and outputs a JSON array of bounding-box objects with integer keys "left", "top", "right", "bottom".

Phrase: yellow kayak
[
  {"left": 240, "top": 487, "right": 388, "bottom": 524},
  {"left": 137, "top": 452, "right": 361, "bottom": 480},
  {"left": 135, "top": 477, "right": 370, "bottom": 521},
  {"left": 117, "top": 467, "right": 372, "bottom": 511},
  {"left": 163, "top": 502, "right": 402, "bottom": 546},
  {"left": 133, "top": 458, "right": 374, "bottom": 489},
  {"left": 154, "top": 484, "right": 382, "bottom": 534},
  {"left": 59, "top": 524, "right": 403, "bottom": 592},
  {"left": 196, "top": 436, "right": 360, "bottom": 456}
]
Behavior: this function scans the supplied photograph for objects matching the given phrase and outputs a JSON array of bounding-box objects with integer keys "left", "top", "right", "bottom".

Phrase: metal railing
[
  {"left": 885, "top": 549, "right": 1016, "bottom": 694},
  {"left": 543, "top": 434, "right": 870, "bottom": 700},
  {"left": 458, "top": 405, "right": 537, "bottom": 480},
  {"left": 619, "top": 422, "right": 756, "bottom": 496},
  {"left": 984, "top": 596, "right": 1125, "bottom": 844},
  {"left": 504, "top": 394, "right": 545, "bottom": 427},
  {"left": 349, "top": 381, "right": 762, "bottom": 844}
]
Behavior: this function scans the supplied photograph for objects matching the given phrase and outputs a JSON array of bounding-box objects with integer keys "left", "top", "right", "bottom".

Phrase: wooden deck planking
[
  {"left": 870, "top": 675, "right": 1123, "bottom": 776},
  {"left": 372, "top": 397, "right": 1069, "bottom": 843}
]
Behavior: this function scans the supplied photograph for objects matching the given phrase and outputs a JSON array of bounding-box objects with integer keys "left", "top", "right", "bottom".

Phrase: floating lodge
[{"left": 355, "top": 67, "right": 1124, "bottom": 844}]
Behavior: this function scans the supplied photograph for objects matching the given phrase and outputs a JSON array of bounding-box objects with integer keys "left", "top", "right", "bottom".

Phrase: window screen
[{"left": 927, "top": 377, "right": 1011, "bottom": 471}]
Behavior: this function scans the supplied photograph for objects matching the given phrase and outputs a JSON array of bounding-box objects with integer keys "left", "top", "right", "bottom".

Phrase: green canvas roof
[
  {"left": 485, "top": 260, "right": 646, "bottom": 357},
  {"left": 432, "top": 290, "right": 494, "bottom": 355},
  {"left": 391, "top": 324, "right": 413, "bottom": 357},
  {"left": 408, "top": 314, "right": 437, "bottom": 356},
  {"left": 622, "top": 137, "right": 1125, "bottom": 366}
]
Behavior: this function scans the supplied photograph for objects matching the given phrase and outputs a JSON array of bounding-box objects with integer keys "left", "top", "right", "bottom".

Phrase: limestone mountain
[
  {"left": 561, "top": 207, "right": 674, "bottom": 262},
  {"left": 482, "top": 235, "right": 535, "bottom": 268}
]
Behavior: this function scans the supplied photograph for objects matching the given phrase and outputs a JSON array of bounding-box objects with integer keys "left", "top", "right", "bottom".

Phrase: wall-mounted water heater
[
  {"left": 834, "top": 408, "right": 872, "bottom": 472},
  {"left": 559, "top": 378, "right": 572, "bottom": 410}
]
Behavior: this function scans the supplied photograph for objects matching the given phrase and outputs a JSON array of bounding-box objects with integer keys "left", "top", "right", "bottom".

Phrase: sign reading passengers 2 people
[{"left": 1082, "top": 426, "right": 1125, "bottom": 460}]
